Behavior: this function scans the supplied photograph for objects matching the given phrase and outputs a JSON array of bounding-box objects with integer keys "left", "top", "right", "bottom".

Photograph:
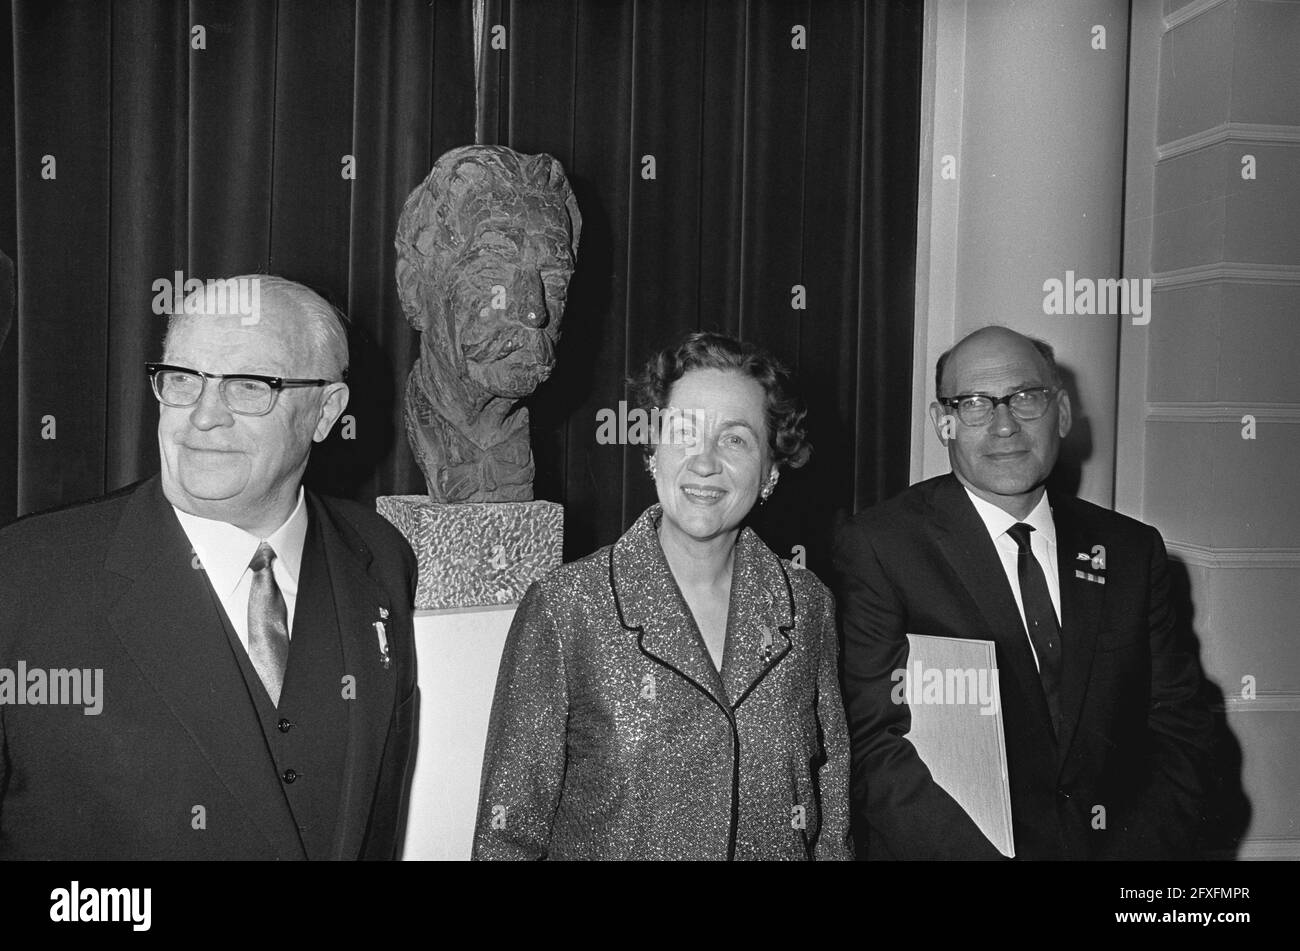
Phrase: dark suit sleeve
[
  {"left": 362, "top": 530, "right": 420, "bottom": 860},
  {"left": 1099, "top": 528, "right": 1211, "bottom": 859},
  {"left": 833, "top": 518, "right": 1004, "bottom": 860},
  {"left": 472, "top": 580, "right": 568, "bottom": 860}
]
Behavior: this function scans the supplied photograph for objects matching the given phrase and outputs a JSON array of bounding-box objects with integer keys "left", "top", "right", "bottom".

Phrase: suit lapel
[
  {"left": 925, "top": 477, "right": 1057, "bottom": 742},
  {"left": 1050, "top": 494, "right": 1105, "bottom": 764},
  {"left": 720, "top": 528, "right": 796, "bottom": 711},
  {"left": 610, "top": 506, "right": 730, "bottom": 708},
  {"left": 103, "top": 477, "right": 304, "bottom": 860},
  {"left": 309, "top": 493, "right": 400, "bottom": 860}
]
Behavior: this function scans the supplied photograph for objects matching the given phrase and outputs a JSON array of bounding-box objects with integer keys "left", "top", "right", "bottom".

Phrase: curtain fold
[
  {"left": 480, "top": 0, "right": 922, "bottom": 569},
  {"left": 3, "top": 0, "right": 477, "bottom": 522},
  {"left": 3, "top": 0, "right": 920, "bottom": 580}
]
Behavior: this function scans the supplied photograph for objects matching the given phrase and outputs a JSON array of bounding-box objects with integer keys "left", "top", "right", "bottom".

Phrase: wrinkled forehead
[
  {"left": 945, "top": 337, "right": 1051, "bottom": 394},
  {"left": 166, "top": 307, "right": 305, "bottom": 363},
  {"left": 464, "top": 213, "right": 575, "bottom": 263}
]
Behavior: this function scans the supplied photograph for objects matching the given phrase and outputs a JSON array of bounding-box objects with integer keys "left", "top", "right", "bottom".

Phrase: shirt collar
[
  {"left": 962, "top": 486, "right": 1057, "bottom": 548},
  {"left": 172, "top": 488, "right": 308, "bottom": 598}
]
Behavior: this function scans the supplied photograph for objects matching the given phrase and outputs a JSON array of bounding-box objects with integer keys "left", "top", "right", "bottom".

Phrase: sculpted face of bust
[
  {"left": 395, "top": 145, "right": 582, "bottom": 503},
  {"left": 443, "top": 204, "right": 574, "bottom": 400}
]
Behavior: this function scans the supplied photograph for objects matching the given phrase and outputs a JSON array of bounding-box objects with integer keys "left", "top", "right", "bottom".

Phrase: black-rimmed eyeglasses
[
  {"left": 938, "top": 386, "right": 1059, "bottom": 427},
  {"left": 146, "top": 363, "right": 342, "bottom": 417}
]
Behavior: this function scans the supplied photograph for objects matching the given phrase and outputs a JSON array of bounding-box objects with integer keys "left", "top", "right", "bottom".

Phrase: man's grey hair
[
  {"left": 934, "top": 327, "right": 1061, "bottom": 397},
  {"left": 163, "top": 275, "right": 349, "bottom": 379}
]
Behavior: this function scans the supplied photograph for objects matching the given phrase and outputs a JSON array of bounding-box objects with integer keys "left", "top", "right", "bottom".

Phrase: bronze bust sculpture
[{"left": 395, "top": 145, "right": 582, "bottom": 502}]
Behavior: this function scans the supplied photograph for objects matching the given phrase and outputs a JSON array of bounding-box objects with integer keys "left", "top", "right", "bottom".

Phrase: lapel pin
[
  {"left": 374, "top": 617, "right": 391, "bottom": 669},
  {"left": 1074, "top": 569, "right": 1106, "bottom": 585}
]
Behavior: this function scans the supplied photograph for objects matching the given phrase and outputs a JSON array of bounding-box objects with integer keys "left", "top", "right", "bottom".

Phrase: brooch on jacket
[
  {"left": 758, "top": 590, "right": 779, "bottom": 663},
  {"left": 374, "top": 606, "right": 391, "bottom": 668},
  {"left": 1074, "top": 544, "right": 1107, "bottom": 584}
]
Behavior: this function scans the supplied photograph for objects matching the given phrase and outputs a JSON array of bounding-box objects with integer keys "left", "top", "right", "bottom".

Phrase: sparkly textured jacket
[{"left": 473, "top": 505, "right": 853, "bottom": 860}]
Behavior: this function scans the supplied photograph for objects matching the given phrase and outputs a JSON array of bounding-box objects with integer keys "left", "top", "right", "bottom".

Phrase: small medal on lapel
[
  {"left": 374, "top": 616, "right": 391, "bottom": 669},
  {"left": 1074, "top": 545, "right": 1107, "bottom": 584}
]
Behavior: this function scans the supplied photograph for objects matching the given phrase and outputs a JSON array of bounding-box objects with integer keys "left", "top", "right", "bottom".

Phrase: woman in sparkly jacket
[{"left": 473, "top": 332, "right": 852, "bottom": 860}]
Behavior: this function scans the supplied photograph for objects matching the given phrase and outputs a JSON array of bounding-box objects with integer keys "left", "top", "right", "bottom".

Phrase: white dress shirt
[
  {"left": 963, "top": 487, "right": 1062, "bottom": 671},
  {"left": 173, "top": 488, "right": 309, "bottom": 651}
]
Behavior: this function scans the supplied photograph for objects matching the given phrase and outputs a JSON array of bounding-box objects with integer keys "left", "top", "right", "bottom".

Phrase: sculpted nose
[{"left": 511, "top": 267, "right": 548, "bottom": 329}]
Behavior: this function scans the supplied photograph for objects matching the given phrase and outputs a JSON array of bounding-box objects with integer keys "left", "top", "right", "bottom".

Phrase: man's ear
[
  {"left": 1056, "top": 389, "right": 1073, "bottom": 439},
  {"left": 313, "top": 383, "right": 350, "bottom": 442},
  {"left": 929, "top": 401, "right": 955, "bottom": 445}
]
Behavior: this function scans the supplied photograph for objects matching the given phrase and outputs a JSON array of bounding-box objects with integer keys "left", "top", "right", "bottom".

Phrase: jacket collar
[
  {"left": 303, "top": 490, "right": 400, "bottom": 860},
  {"left": 609, "top": 504, "right": 796, "bottom": 710},
  {"left": 923, "top": 474, "right": 1107, "bottom": 768},
  {"left": 1047, "top": 492, "right": 1106, "bottom": 761},
  {"left": 104, "top": 475, "right": 306, "bottom": 859},
  {"left": 103, "top": 475, "right": 396, "bottom": 859}
]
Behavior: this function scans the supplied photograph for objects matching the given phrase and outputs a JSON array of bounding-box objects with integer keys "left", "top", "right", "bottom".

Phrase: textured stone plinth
[{"left": 376, "top": 496, "right": 564, "bottom": 610}]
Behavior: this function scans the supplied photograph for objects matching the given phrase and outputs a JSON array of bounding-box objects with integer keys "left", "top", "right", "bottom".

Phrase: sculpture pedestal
[
  {"left": 375, "top": 496, "right": 563, "bottom": 610},
  {"left": 400, "top": 604, "right": 515, "bottom": 860}
]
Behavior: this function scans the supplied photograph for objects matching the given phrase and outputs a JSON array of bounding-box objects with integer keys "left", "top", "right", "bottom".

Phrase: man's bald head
[
  {"left": 935, "top": 326, "right": 1059, "bottom": 399},
  {"left": 929, "top": 324, "right": 1071, "bottom": 520},
  {"left": 164, "top": 275, "right": 349, "bottom": 380},
  {"left": 156, "top": 275, "right": 351, "bottom": 537}
]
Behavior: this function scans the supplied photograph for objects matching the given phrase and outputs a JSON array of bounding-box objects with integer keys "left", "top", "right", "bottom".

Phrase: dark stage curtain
[
  {"left": 2, "top": 0, "right": 475, "bottom": 521},
  {"left": 480, "top": 0, "right": 921, "bottom": 569},
  {"left": 1, "top": 0, "right": 921, "bottom": 579}
]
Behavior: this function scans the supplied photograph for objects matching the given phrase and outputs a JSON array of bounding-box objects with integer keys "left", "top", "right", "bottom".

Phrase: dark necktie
[
  {"left": 248, "top": 542, "right": 290, "bottom": 706},
  {"left": 1006, "top": 522, "right": 1062, "bottom": 735}
]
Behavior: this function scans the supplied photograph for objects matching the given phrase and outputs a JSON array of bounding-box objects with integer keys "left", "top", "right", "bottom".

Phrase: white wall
[
  {"left": 1116, "top": 0, "right": 1300, "bottom": 859},
  {"left": 914, "top": 0, "right": 1300, "bottom": 858},
  {"left": 911, "top": 0, "right": 1130, "bottom": 507}
]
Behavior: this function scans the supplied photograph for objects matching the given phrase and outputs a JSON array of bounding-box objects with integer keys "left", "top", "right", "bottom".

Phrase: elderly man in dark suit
[
  {"left": 0, "top": 276, "right": 418, "bottom": 860},
  {"left": 833, "top": 325, "right": 1212, "bottom": 860}
]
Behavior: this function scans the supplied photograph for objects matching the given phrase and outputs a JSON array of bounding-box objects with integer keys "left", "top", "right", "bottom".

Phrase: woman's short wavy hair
[{"left": 628, "top": 331, "right": 812, "bottom": 469}]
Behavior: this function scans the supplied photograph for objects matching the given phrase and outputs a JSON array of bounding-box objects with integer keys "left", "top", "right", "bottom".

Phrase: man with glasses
[
  {"left": 0, "top": 275, "right": 418, "bottom": 859},
  {"left": 833, "top": 325, "right": 1211, "bottom": 860}
]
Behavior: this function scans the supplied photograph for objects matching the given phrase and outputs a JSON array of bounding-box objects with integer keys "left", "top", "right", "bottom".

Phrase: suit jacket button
[
  {"left": 278, "top": 718, "right": 292, "bottom": 733},
  {"left": 282, "top": 768, "right": 298, "bottom": 784}
]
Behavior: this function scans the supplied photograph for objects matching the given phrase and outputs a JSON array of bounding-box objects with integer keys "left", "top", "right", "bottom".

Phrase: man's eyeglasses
[
  {"left": 938, "top": 386, "right": 1059, "bottom": 427},
  {"left": 146, "top": 363, "right": 341, "bottom": 417}
]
